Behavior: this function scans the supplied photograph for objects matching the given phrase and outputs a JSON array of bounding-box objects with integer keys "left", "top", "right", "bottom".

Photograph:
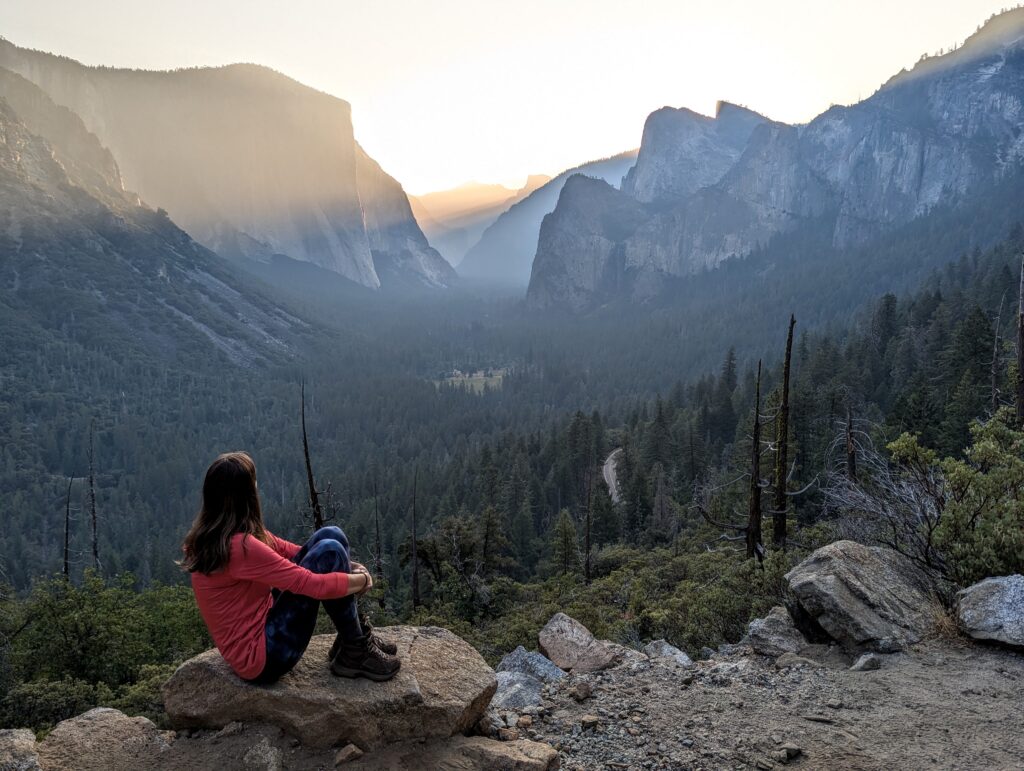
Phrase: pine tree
[{"left": 551, "top": 509, "right": 578, "bottom": 575}]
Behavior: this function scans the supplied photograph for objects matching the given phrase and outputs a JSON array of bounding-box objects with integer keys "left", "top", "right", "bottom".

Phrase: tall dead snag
[
  {"left": 746, "top": 361, "right": 764, "bottom": 562},
  {"left": 772, "top": 315, "right": 796, "bottom": 550},
  {"left": 63, "top": 476, "right": 74, "bottom": 580},
  {"left": 1017, "top": 257, "right": 1024, "bottom": 425},
  {"left": 583, "top": 467, "right": 594, "bottom": 585},
  {"left": 410, "top": 467, "right": 421, "bottom": 609},
  {"left": 373, "top": 477, "right": 386, "bottom": 610},
  {"left": 88, "top": 423, "right": 100, "bottom": 572},
  {"left": 300, "top": 380, "right": 324, "bottom": 531},
  {"left": 845, "top": 406, "right": 857, "bottom": 482}
]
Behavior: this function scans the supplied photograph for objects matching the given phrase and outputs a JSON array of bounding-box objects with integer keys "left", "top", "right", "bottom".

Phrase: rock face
[
  {"left": 491, "top": 671, "right": 544, "bottom": 710},
  {"left": 538, "top": 613, "right": 623, "bottom": 673},
  {"left": 527, "top": 8, "right": 1024, "bottom": 309},
  {"left": 621, "top": 102, "right": 766, "bottom": 204},
  {"left": 956, "top": 575, "right": 1024, "bottom": 647},
  {"left": 35, "top": 708, "right": 174, "bottom": 771},
  {"left": 746, "top": 606, "right": 807, "bottom": 657},
  {"left": 163, "top": 626, "right": 496, "bottom": 749},
  {"left": 0, "top": 40, "right": 452, "bottom": 290},
  {"left": 785, "top": 541, "right": 935, "bottom": 652},
  {"left": 526, "top": 176, "right": 647, "bottom": 311},
  {"left": 459, "top": 152, "right": 638, "bottom": 285}
]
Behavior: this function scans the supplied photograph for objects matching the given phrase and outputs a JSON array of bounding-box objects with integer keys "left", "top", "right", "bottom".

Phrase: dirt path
[{"left": 603, "top": 448, "right": 622, "bottom": 504}]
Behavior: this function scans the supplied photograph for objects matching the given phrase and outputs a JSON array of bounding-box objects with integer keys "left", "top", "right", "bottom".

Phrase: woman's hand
[{"left": 349, "top": 565, "right": 372, "bottom": 596}]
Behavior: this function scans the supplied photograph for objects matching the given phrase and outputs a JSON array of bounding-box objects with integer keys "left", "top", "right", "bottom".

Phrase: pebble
[{"left": 334, "top": 744, "right": 363, "bottom": 765}]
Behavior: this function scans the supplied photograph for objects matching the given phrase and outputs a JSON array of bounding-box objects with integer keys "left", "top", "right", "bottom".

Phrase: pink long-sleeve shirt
[{"left": 191, "top": 532, "right": 350, "bottom": 679}]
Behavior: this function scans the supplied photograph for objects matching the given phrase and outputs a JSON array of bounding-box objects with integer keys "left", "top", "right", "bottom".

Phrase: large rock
[
  {"left": 349, "top": 735, "right": 559, "bottom": 770},
  {"left": 956, "top": 575, "right": 1024, "bottom": 647},
  {"left": 491, "top": 672, "right": 543, "bottom": 710},
  {"left": 497, "top": 646, "right": 567, "bottom": 683},
  {"left": 0, "top": 728, "right": 40, "bottom": 771},
  {"left": 642, "top": 639, "right": 694, "bottom": 668},
  {"left": 35, "top": 708, "right": 174, "bottom": 771},
  {"left": 785, "top": 541, "right": 934, "bottom": 652},
  {"left": 746, "top": 606, "right": 807, "bottom": 657},
  {"left": 538, "top": 613, "right": 623, "bottom": 673},
  {"left": 163, "top": 626, "right": 496, "bottom": 750}
]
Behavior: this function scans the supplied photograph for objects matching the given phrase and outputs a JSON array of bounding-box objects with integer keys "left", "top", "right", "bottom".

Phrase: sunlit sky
[{"left": 3, "top": 0, "right": 1012, "bottom": 194}]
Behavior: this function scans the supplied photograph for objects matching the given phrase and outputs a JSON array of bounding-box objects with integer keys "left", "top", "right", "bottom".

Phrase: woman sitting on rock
[{"left": 180, "top": 451, "right": 400, "bottom": 684}]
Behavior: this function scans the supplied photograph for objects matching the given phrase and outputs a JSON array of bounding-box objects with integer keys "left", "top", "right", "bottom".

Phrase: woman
[{"left": 181, "top": 452, "right": 399, "bottom": 683}]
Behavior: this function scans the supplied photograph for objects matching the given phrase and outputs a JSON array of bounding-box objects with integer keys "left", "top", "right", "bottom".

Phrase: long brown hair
[{"left": 180, "top": 452, "right": 270, "bottom": 574}]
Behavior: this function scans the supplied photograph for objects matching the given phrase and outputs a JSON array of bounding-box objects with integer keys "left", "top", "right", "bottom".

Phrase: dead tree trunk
[
  {"left": 846, "top": 406, "right": 857, "bottom": 482},
  {"left": 772, "top": 315, "right": 795, "bottom": 550},
  {"left": 747, "top": 361, "right": 764, "bottom": 562},
  {"left": 411, "top": 468, "right": 421, "bottom": 609},
  {"left": 1016, "top": 257, "right": 1024, "bottom": 425},
  {"left": 584, "top": 467, "right": 593, "bottom": 585},
  {"left": 300, "top": 381, "right": 323, "bottom": 530},
  {"left": 63, "top": 476, "right": 74, "bottom": 580},
  {"left": 88, "top": 424, "right": 100, "bottom": 572},
  {"left": 373, "top": 478, "right": 386, "bottom": 610}
]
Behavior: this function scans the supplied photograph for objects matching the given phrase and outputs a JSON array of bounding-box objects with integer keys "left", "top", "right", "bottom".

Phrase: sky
[{"left": 2, "top": 0, "right": 1014, "bottom": 194}]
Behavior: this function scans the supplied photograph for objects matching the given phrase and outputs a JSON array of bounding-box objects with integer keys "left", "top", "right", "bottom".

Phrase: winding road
[{"left": 602, "top": 448, "right": 622, "bottom": 504}]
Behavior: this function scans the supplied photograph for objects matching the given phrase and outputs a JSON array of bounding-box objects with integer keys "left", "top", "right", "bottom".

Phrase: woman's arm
[
  {"left": 228, "top": 536, "right": 354, "bottom": 599},
  {"left": 267, "top": 532, "right": 301, "bottom": 559}
]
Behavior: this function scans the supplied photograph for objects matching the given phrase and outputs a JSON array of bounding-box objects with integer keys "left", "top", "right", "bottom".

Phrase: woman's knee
[
  {"left": 304, "top": 539, "right": 350, "bottom": 573},
  {"left": 312, "top": 525, "right": 349, "bottom": 550}
]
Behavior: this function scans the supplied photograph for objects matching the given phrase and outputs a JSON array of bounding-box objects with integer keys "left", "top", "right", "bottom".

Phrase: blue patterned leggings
[{"left": 251, "top": 526, "right": 362, "bottom": 683}]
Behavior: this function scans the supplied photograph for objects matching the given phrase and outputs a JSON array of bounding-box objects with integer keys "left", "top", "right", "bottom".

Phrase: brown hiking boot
[
  {"left": 328, "top": 615, "right": 397, "bottom": 660},
  {"left": 331, "top": 632, "right": 401, "bottom": 682}
]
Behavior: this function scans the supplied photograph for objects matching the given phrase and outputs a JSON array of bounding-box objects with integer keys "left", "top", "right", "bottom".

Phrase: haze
[{"left": 3, "top": 0, "right": 1011, "bottom": 193}]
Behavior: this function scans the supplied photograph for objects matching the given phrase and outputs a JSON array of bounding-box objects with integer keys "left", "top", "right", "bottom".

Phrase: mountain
[
  {"left": 410, "top": 176, "right": 550, "bottom": 266},
  {"left": 528, "top": 8, "right": 1024, "bottom": 309},
  {"left": 0, "top": 38, "right": 454, "bottom": 290},
  {"left": 458, "top": 153, "right": 638, "bottom": 285},
  {"left": 0, "top": 68, "right": 308, "bottom": 369}
]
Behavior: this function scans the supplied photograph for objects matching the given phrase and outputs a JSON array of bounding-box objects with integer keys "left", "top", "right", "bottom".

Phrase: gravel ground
[{"left": 492, "top": 639, "right": 1024, "bottom": 771}]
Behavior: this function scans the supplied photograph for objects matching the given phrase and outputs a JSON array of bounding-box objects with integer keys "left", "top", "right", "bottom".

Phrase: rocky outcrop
[
  {"left": 538, "top": 613, "right": 625, "bottom": 673},
  {"left": 785, "top": 541, "right": 935, "bottom": 652},
  {"left": 35, "top": 708, "right": 175, "bottom": 771},
  {"left": 956, "top": 575, "right": 1024, "bottom": 647},
  {"left": 0, "top": 39, "right": 450, "bottom": 290},
  {"left": 745, "top": 606, "right": 807, "bottom": 657},
  {"left": 460, "top": 152, "right": 638, "bottom": 285},
  {"left": 163, "top": 626, "right": 496, "bottom": 749}
]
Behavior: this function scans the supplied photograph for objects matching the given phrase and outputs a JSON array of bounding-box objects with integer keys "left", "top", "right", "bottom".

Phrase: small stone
[
  {"left": 497, "top": 727, "right": 519, "bottom": 741},
  {"left": 214, "top": 721, "right": 244, "bottom": 741},
  {"left": 568, "top": 681, "right": 592, "bottom": 702},
  {"left": 334, "top": 743, "right": 364, "bottom": 765},
  {"left": 580, "top": 715, "right": 601, "bottom": 731},
  {"left": 756, "top": 759, "right": 775, "bottom": 770},
  {"left": 780, "top": 743, "right": 802, "bottom": 759},
  {"left": 516, "top": 715, "right": 533, "bottom": 729},
  {"left": 851, "top": 653, "right": 882, "bottom": 671},
  {"left": 826, "top": 699, "right": 843, "bottom": 709},
  {"left": 627, "top": 727, "right": 641, "bottom": 736}
]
